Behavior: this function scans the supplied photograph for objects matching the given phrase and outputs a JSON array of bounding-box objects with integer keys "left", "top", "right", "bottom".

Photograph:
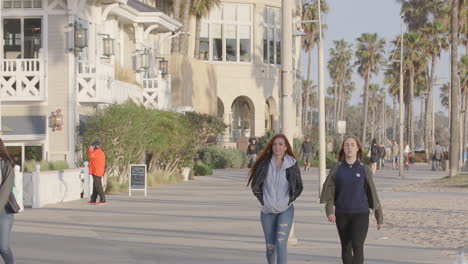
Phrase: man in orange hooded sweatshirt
[{"left": 88, "top": 140, "right": 106, "bottom": 204}]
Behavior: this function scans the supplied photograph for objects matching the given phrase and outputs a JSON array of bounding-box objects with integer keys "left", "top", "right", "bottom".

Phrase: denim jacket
[{"left": 251, "top": 157, "right": 303, "bottom": 206}]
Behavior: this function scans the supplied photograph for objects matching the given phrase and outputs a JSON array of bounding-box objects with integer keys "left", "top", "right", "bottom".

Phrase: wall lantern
[
  {"left": 140, "top": 49, "right": 151, "bottom": 70},
  {"left": 74, "top": 23, "right": 88, "bottom": 50},
  {"left": 101, "top": 35, "right": 115, "bottom": 58},
  {"left": 52, "top": 109, "right": 64, "bottom": 131},
  {"left": 156, "top": 57, "right": 168, "bottom": 77}
]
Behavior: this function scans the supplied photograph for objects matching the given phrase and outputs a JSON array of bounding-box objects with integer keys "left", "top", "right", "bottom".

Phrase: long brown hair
[
  {"left": 247, "top": 134, "right": 295, "bottom": 186},
  {"left": 0, "top": 138, "right": 14, "bottom": 167},
  {"left": 338, "top": 135, "right": 363, "bottom": 162}
]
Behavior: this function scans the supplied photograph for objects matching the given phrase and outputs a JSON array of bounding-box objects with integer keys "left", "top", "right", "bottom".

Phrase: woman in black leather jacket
[{"left": 247, "top": 134, "right": 303, "bottom": 264}]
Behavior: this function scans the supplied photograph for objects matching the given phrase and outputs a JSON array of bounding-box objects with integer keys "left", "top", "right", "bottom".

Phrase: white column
[
  {"left": 32, "top": 164, "right": 41, "bottom": 208},
  {"left": 280, "top": 0, "right": 294, "bottom": 144},
  {"left": 68, "top": 11, "right": 77, "bottom": 168}
]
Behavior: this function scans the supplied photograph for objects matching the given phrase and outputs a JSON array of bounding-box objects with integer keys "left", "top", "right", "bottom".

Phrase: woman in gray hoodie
[{"left": 248, "top": 134, "right": 303, "bottom": 264}]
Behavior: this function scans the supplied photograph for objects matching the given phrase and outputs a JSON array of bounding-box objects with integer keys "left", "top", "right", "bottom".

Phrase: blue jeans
[
  {"left": 0, "top": 209, "right": 14, "bottom": 264},
  {"left": 260, "top": 205, "right": 294, "bottom": 264}
]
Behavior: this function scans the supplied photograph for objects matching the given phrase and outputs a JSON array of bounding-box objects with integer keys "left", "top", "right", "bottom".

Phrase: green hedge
[
  {"left": 310, "top": 152, "right": 338, "bottom": 169},
  {"left": 199, "top": 147, "right": 248, "bottom": 169},
  {"left": 194, "top": 161, "right": 213, "bottom": 176},
  {"left": 23, "top": 160, "right": 70, "bottom": 172}
]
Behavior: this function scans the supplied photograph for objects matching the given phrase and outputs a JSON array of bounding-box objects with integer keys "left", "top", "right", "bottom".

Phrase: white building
[
  {"left": 0, "top": 0, "right": 181, "bottom": 168},
  {"left": 0, "top": 0, "right": 303, "bottom": 168}
]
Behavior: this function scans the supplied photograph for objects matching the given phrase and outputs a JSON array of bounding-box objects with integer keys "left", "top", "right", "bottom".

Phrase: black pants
[
  {"left": 91, "top": 175, "right": 106, "bottom": 203},
  {"left": 336, "top": 212, "right": 369, "bottom": 264}
]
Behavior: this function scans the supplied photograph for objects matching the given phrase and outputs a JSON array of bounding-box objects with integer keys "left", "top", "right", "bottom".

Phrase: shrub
[
  {"left": 147, "top": 171, "right": 184, "bottom": 186},
  {"left": 257, "top": 130, "right": 275, "bottom": 153},
  {"left": 194, "top": 161, "right": 213, "bottom": 176},
  {"left": 199, "top": 147, "right": 248, "bottom": 169},
  {"left": 23, "top": 160, "right": 69, "bottom": 172},
  {"left": 310, "top": 152, "right": 338, "bottom": 169},
  {"left": 105, "top": 177, "right": 128, "bottom": 194}
]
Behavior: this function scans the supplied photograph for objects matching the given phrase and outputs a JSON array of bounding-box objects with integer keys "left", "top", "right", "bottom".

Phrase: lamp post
[{"left": 399, "top": 17, "right": 404, "bottom": 177}]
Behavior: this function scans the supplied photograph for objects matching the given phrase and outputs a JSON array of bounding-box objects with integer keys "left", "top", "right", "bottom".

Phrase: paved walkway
[{"left": 13, "top": 164, "right": 452, "bottom": 263}]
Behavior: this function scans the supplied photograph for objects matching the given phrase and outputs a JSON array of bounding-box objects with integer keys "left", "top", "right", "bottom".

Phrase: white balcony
[
  {"left": 77, "top": 61, "right": 114, "bottom": 104},
  {"left": 0, "top": 58, "right": 45, "bottom": 101},
  {"left": 142, "top": 77, "right": 171, "bottom": 110}
]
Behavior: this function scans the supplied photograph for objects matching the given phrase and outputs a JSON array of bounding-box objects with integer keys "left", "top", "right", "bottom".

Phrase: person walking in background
[
  {"left": 248, "top": 134, "right": 303, "bottom": 264},
  {"left": 392, "top": 140, "right": 399, "bottom": 170},
  {"left": 432, "top": 142, "right": 444, "bottom": 171},
  {"left": 320, "top": 136, "right": 383, "bottom": 264},
  {"left": 0, "top": 138, "right": 20, "bottom": 264},
  {"left": 370, "top": 139, "right": 380, "bottom": 174},
  {"left": 247, "top": 138, "right": 259, "bottom": 168},
  {"left": 301, "top": 136, "right": 314, "bottom": 171},
  {"left": 404, "top": 144, "right": 411, "bottom": 170},
  {"left": 378, "top": 143, "right": 386, "bottom": 170},
  {"left": 88, "top": 140, "right": 106, "bottom": 205}
]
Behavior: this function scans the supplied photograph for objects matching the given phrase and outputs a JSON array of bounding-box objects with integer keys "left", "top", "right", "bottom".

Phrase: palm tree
[
  {"left": 440, "top": 82, "right": 450, "bottom": 110},
  {"left": 449, "top": 0, "right": 460, "bottom": 177},
  {"left": 398, "top": 0, "right": 445, "bottom": 31},
  {"left": 191, "top": 0, "right": 221, "bottom": 58},
  {"left": 384, "top": 62, "right": 400, "bottom": 140},
  {"left": 302, "top": 0, "right": 329, "bottom": 132},
  {"left": 328, "top": 39, "right": 353, "bottom": 134},
  {"left": 401, "top": 32, "right": 428, "bottom": 150},
  {"left": 368, "top": 83, "right": 380, "bottom": 142},
  {"left": 355, "top": 33, "right": 386, "bottom": 147},
  {"left": 421, "top": 18, "right": 449, "bottom": 159}
]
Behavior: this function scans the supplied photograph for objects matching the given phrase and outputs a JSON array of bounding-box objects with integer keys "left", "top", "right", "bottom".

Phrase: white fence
[
  {"left": 19, "top": 164, "right": 92, "bottom": 209},
  {"left": 0, "top": 58, "right": 45, "bottom": 101}
]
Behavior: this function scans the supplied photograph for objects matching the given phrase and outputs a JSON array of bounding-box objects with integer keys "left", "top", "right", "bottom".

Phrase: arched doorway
[
  {"left": 231, "top": 96, "right": 255, "bottom": 141},
  {"left": 265, "top": 97, "right": 278, "bottom": 132},
  {"left": 217, "top": 97, "right": 224, "bottom": 119}
]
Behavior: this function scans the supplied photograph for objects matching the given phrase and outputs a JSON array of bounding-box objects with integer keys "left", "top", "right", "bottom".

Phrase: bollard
[
  {"left": 32, "top": 164, "right": 41, "bottom": 208},
  {"left": 83, "top": 161, "right": 91, "bottom": 198},
  {"left": 14, "top": 165, "right": 24, "bottom": 211}
]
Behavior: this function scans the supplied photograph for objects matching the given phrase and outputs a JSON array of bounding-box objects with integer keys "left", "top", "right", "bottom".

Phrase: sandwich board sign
[{"left": 129, "top": 164, "right": 147, "bottom": 196}]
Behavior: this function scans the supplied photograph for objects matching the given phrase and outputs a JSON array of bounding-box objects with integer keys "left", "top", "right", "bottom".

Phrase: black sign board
[{"left": 129, "top": 164, "right": 147, "bottom": 196}]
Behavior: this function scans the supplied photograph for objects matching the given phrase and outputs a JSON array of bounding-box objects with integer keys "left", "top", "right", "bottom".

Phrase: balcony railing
[
  {"left": 0, "top": 58, "right": 45, "bottom": 101},
  {"left": 77, "top": 61, "right": 114, "bottom": 104},
  {"left": 142, "top": 76, "right": 171, "bottom": 110}
]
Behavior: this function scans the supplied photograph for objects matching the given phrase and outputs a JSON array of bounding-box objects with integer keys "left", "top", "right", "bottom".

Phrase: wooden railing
[{"left": 0, "top": 58, "right": 45, "bottom": 101}]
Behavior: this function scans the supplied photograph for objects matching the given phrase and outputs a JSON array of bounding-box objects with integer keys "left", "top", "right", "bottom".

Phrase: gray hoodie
[{"left": 262, "top": 155, "right": 296, "bottom": 213}]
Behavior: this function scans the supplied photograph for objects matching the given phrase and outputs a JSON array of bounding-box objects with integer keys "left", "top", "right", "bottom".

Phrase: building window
[
  {"left": 263, "top": 7, "right": 281, "bottom": 65},
  {"left": 2, "top": 18, "right": 42, "bottom": 59},
  {"left": 2, "top": 0, "right": 42, "bottom": 8},
  {"left": 198, "top": 3, "right": 252, "bottom": 63}
]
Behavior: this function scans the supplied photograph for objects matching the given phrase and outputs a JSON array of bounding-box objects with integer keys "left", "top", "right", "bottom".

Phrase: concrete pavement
[{"left": 12, "top": 164, "right": 454, "bottom": 263}]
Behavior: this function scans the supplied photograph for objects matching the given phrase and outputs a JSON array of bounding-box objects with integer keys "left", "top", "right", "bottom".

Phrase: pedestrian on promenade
[
  {"left": 0, "top": 139, "right": 20, "bottom": 264},
  {"left": 370, "top": 139, "right": 380, "bottom": 174},
  {"left": 247, "top": 134, "right": 303, "bottom": 264},
  {"left": 247, "top": 138, "right": 259, "bottom": 168},
  {"left": 378, "top": 143, "right": 386, "bottom": 170},
  {"left": 88, "top": 140, "right": 106, "bottom": 205},
  {"left": 392, "top": 140, "right": 399, "bottom": 170},
  {"left": 404, "top": 144, "right": 411, "bottom": 170},
  {"left": 320, "top": 135, "right": 383, "bottom": 264},
  {"left": 432, "top": 142, "right": 444, "bottom": 171},
  {"left": 301, "top": 136, "right": 314, "bottom": 171}
]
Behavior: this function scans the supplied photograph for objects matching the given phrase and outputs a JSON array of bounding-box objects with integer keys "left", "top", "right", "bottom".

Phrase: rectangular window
[
  {"left": 226, "top": 24, "right": 237, "bottom": 62},
  {"left": 212, "top": 24, "right": 223, "bottom": 61},
  {"left": 3, "top": 18, "right": 42, "bottom": 59},
  {"left": 263, "top": 7, "right": 281, "bottom": 65},
  {"left": 2, "top": 0, "right": 41, "bottom": 8},
  {"left": 199, "top": 23, "right": 209, "bottom": 60},
  {"left": 198, "top": 3, "right": 252, "bottom": 63}
]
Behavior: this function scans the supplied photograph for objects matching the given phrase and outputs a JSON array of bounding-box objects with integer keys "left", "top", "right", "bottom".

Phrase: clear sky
[{"left": 301, "top": 0, "right": 451, "bottom": 115}]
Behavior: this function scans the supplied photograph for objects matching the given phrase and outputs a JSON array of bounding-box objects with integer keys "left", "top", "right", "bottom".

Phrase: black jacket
[
  {"left": 0, "top": 159, "right": 20, "bottom": 214},
  {"left": 251, "top": 157, "right": 303, "bottom": 205}
]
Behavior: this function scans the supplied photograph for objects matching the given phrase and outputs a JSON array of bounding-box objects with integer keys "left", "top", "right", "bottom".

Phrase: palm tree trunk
[
  {"left": 179, "top": 0, "right": 191, "bottom": 55},
  {"left": 333, "top": 83, "right": 339, "bottom": 135},
  {"left": 340, "top": 88, "right": 346, "bottom": 120},
  {"left": 409, "top": 67, "right": 415, "bottom": 150},
  {"left": 362, "top": 72, "right": 370, "bottom": 147},
  {"left": 393, "top": 97, "right": 397, "bottom": 140},
  {"left": 171, "top": 0, "right": 182, "bottom": 53},
  {"left": 306, "top": 50, "right": 312, "bottom": 131},
  {"left": 425, "top": 55, "right": 437, "bottom": 161},
  {"left": 371, "top": 107, "right": 375, "bottom": 142},
  {"left": 194, "top": 17, "right": 202, "bottom": 58},
  {"left": 450, "top": 0, "right": 460, "bottom": 176}
]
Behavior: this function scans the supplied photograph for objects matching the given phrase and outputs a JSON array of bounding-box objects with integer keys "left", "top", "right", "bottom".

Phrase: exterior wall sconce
[
  {"left": 156, "top": 57, "right": 168, "bottom": 77},
  {"left": 74, "top": 23, "right": 88, "bottom": 51},
  {"left": 52, "top": 109, "right": 63, "bottom": 131},
  {"left": 135, "top": 48, "right": 151, "bottom": 73},
  {"left": 99, "top": 34, "right": 115, "bottom": 58}
]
